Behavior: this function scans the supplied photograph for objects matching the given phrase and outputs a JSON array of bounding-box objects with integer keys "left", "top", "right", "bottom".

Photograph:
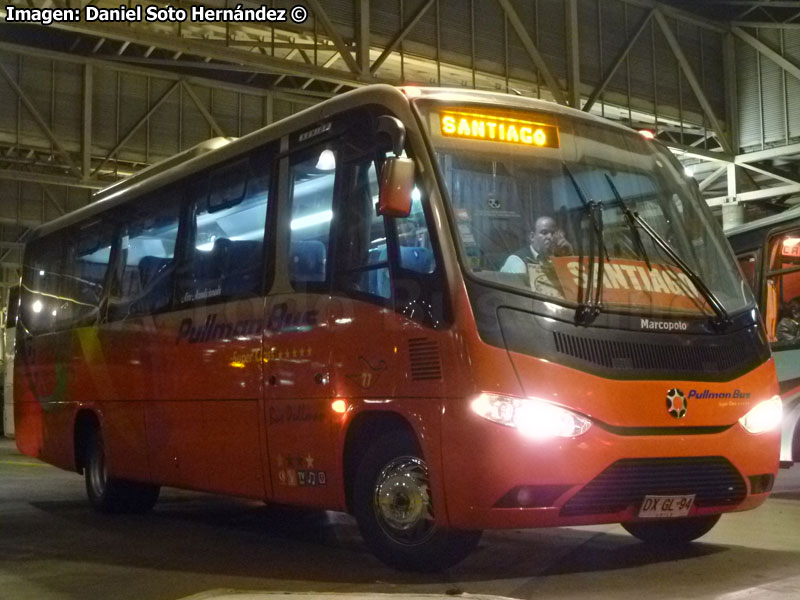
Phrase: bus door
[
  {"left": 762, "top": 227, "right": 800, "bottom": 460},
  {"left": 264, "top": 140, "right": 340, "bottom": 507}
]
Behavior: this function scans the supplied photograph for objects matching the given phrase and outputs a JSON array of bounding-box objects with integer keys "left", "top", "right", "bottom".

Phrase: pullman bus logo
[{"left": 666, "top": 388, "right": 688, "bottom": 419}]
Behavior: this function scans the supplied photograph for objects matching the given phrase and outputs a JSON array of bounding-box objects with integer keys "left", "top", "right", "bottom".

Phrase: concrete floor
[{"left": 2, "top": 437, "right": 800, "bottom": 600}]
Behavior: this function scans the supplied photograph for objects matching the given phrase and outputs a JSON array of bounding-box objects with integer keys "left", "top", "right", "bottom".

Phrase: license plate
[{"left": 638, "top": 494, "right": 695, "bottom": 518}]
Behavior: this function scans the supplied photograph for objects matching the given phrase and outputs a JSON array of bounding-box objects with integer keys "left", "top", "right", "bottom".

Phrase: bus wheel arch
[
  {"left": 345, "top": 412, "right": 481, "bottom": 571},
  {"left": 74, "top": 409, "right": 160, "bottom": 514},
  {"left": 73, "top": 409, "right": 100, "bottom": 475},
  {"left": 342, "top": 411, "right": 417, "bottom": 514}
]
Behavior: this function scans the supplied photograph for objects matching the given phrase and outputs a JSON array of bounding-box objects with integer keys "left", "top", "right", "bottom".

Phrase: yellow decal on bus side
[{"left": 440, "top": 111, "right": 559, "bottom": 148}]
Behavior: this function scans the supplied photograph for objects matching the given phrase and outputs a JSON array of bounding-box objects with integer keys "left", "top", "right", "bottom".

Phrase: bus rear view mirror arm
[{"left": 376, "top": 115, "right": 406, "bottom": 156}]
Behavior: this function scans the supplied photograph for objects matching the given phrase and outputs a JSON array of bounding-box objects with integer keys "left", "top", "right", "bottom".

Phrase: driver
[{"left": 501, "top": 216, "right": 573, "bottom": 273}]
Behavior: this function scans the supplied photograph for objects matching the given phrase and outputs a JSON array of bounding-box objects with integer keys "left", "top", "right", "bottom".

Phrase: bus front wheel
[
  {"left": 622, "top": 514, "right": 720, "bottom": 545},
  {"left": 352, "top": 431, "right": 481, "bottom": 572},
  {"left": 84, "top": 426, "right": 160, "bottom": 514}
]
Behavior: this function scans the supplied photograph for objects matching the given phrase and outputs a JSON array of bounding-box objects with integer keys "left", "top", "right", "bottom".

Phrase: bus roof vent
[{"left": 408, "top": 338, "right": 442, "bottom": 381}]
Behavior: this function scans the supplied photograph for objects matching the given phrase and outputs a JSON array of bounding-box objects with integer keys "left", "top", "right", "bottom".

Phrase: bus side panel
[
  {"left": 264, "top": 293, "right": 338, "bottom": 508},
  {"left": 329, "top": 302, "right": 470, "bottom": 522},
  {"left": 154, "top": 298, "right": 265, "bottom": 498},
  {"left": 96, "top": 322, "right": 156, "bottom": 483},
  {"left": 14, "top": 331, "right": 74, "bottom": 470}
]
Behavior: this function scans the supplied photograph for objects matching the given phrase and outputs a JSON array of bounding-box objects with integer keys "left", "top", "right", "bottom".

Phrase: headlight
[
  {"left": 739, "top": 396, "right": 783, "bottom": 434},
  {"left": 471, "top": 393, "right": 592, "bottom": 439}
]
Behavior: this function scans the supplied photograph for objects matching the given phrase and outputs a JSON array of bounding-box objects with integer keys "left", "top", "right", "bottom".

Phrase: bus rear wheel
[
  {"left": 84, "top": 426, "right": 160, "bottom": 514},
  {"left": 352, "top": 431, "right": 481, "bottom": 572},
  {"left": 622, "top": 514, "right": 720, "bottom": 545}
]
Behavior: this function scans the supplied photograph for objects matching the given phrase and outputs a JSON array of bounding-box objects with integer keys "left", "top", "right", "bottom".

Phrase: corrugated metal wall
[
  {"left": 332, "top": 0, "right": 726, "bottom": 127},
  {"left": 737, "top": 29, "right": 800, "bottom": 152}
]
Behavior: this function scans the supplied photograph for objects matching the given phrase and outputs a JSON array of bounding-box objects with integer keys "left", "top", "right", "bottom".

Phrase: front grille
[
  {"left": 553, "top": 331, "right": 741, "bottom": 373},
  {"left": 560, "top": 457, "right": 746, "bottom": 517}
]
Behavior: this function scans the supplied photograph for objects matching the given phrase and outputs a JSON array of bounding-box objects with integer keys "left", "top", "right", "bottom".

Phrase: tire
[
  {"left": 352, "top": 431, "right": 481, "bottom": 572},
  {"left": 84, "top": 426, "right": 160, "bottom": 514},
  {"left": 622, "top": 514, "right": 721, "bottom": 545}
]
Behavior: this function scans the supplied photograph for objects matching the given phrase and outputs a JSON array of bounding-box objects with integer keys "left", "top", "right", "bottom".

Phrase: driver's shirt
[{"left": 500, "top": 245, "right": 541, "bottom": 274}]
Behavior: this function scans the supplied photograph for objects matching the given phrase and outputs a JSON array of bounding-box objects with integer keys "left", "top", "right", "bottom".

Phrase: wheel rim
[
  {"left": 89, "top": 436, "right": 107, "bottom": 497},
  {"left": 373, "top": 456, "right": 435, "bottom": 545}
]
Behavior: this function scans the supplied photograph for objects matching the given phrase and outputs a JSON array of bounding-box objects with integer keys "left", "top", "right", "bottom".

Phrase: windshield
[{"left": 419, "top": 104, "right": 754, "bottom": 318}]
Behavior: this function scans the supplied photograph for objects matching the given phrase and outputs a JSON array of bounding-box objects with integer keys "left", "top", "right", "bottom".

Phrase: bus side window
[
  {"left": 20, "top": 234, "right": 65, "bottom": 334},
  {"left": 767, "top": 229, "right": 800, "bottom": 346},
  {"left": 178, "top": 152, "right": 271, "bottom": 305},
  {"left": 288, "top": 146, "right": 336, "bottom": 288},
  {"left": 736, "top": 252, "right": 758, "bottom": 291},
  {"left": 63, "top": 222, "right": 115, "bottom": 327},
  {"left": 396, "top": 185, "right": 436, "bottom": 276},
  {"left": 334, "top": 159, "right": 391, "bottom": 300},
  {"left": 107, "top": 193, "right": 181, "bottom": 320},
  {"left": 389, "top": 180, "right": 446, "bottom": 328}
]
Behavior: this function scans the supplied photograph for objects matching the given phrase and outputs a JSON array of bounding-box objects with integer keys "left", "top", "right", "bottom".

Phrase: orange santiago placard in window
[
  {"left": 439, "top": 110, "right": 560, "bottom": 149},
  {"left": 548, "top": 256, "right": 710, "bottom": 314}
]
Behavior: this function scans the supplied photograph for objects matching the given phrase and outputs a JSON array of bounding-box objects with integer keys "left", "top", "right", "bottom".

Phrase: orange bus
[{"left": 15, "top": 85, "right": 782, "bottom": 571}]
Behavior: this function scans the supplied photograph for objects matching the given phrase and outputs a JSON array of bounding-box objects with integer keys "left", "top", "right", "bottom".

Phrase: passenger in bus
[
  {"left": 500, "top": 216, "right": 573, "bottom": 273},
  {"left": 776, "top": 297, "right": 800, "bottom": 342}
]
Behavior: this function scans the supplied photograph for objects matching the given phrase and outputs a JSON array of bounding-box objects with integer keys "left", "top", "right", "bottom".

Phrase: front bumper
[{"left": 440, "top": 400, "right": 779, "bottom": 530}]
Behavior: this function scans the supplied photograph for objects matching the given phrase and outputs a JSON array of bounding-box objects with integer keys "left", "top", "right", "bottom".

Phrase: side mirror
[{"left": 377, "top": 157, "right": 415, "bottom": 218}]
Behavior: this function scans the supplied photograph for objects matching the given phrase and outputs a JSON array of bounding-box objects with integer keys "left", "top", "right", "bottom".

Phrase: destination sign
[{"left": 439, "top": 111, "right": 559, "bottom": 148}]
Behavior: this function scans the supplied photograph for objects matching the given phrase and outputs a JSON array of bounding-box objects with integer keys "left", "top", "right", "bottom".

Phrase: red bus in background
[
  {"left": 15, "top": 85, "right": 781, "bottom": 571},
  {"left": 727, "top": 207, "right": 800, "bottom": 466}
]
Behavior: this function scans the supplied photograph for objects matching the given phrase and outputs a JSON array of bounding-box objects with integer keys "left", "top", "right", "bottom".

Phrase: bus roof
[
  {"left": 91, "top": 137, "right": 236, "bottom": 204},
  {"left": 29, "top": 84, "right": 642, "bottom": 242}
]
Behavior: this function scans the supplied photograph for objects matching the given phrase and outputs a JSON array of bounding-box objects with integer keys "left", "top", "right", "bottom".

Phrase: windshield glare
[{"left": 422, "top": 106, "right": 753, "bottom": 318}]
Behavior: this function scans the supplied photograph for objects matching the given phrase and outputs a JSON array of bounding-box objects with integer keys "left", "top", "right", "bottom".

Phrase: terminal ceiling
[{"left": 0, "top": 0, "right": 799, "bottom": 288}]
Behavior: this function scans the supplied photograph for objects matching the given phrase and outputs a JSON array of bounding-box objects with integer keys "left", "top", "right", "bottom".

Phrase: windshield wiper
[
  {"left": 603, "top": 174, "right": 731, "bottom": 330},
  {"left": 562, "top": 163, "right": 609, "bottom": 325},
  {"left": 604, "top": 173, "right": 651, "bottom": 270}
]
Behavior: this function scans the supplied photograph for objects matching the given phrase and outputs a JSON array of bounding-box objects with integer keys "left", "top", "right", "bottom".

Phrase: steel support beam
[
  {"left": 370, "top": 0, "right": 435, "bottom": 75},
  {"left": 619, "top": 0, "right": 726, "bottom": 33},
  {"left": 655, "top": 10, "right": 733, "bottom": 154},
  {"left": 82, "top": 63, "right": 93, "bottom": 180},
  {"left": 497, "top": 0, "right": 567, "bottom": 106},
  {"left": 733, "top": 27, "right": 800, "bottom": 83},
  {"left": 738, "top": 162, "right": 800, "bottom": 187},
  {"left": 708, "top": 183, "right": 800, "bottom": 206},
  {"left": 723, "top": 33, "right": 740, "bottom": 151},
  {"left": 731, "top": 22, "right": 800, "bottom": 29},
  {"left": 0, "top": 169, "right": 104, "bottom": 190},
  {"left": 699, "top": 165, "right": 728, "bottom": 191},
  {"left": 356, "top": 0, "right": 370, "bottom": 76},
  {"left": 669, "top": 144, "right": 734, "bottom": 164},
  {"left": 565, "top": 0, "right": 581, "bottom": 109},
  {"left": 92, "top": 79, "right": 182, "bottom": 176},
  {"left": 38, "top": 22, "right": 373, "bottom": 88},
  {"left": 736, "top": 142, "right": 800, "bottom": 163},
  {"left": 182, "top": 81, "right": 226, "bottom": 137},
  {"left": 583, "top": 9, "right": 654, "bottom": 113},
  {"left": 0, "top": 63, "right": 82, "bottom": 177},
  {"left": 305, "top": 0, "right": 362, "bottom": 76}
]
